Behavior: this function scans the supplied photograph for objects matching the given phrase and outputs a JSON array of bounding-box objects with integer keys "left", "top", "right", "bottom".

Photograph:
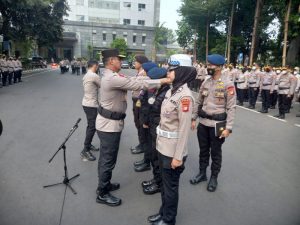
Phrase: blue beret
[
  {"left": 142, "top": 62, "right": 158, "bottom": 72},
  {"left": 207, "top": 54, "right": 225, "bottom": 65},
  {"left": 147, "top": 67, "right": 167, "bottom": 79}
]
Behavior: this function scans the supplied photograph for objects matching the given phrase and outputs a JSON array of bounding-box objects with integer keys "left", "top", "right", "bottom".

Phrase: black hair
[{"left": 87, "top": 60, "right": 99, "bottom": 68}]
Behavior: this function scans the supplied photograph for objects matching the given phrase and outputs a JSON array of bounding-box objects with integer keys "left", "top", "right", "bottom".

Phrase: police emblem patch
[{"left": 181, "top": 98, "right": 190, "bottom": 112}]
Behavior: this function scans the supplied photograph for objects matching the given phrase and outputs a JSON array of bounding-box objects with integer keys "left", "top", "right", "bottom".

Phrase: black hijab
[{"left": 171, "top": 66, "right": 197, "bottom": 94}]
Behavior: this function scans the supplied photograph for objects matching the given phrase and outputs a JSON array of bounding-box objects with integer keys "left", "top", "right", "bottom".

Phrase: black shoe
[
  {"left": 190, "top": 171, "right": 207, "bottom": 185},
  {"left": 89, "top": 144, "right": 99, "bottom": 151},
  {"left": 207, "top": 176, "right": 218, "bottom": 192},
  {"left": 96, "top": 193, "right": 121, "bottom": 206},
  {"left": 134, "top": 159, "right": 146, "bottom": 167},
  {"left": 80, "top": 150, "right": 96, "bottom": 161},
  {"left": 269, "top": 106, "right": 275, "bottom": 109},
  {"left": 279, "top": 114, "right": 285, "bottom": 119},
  {"left": 148, "top": 213, "right": 162, "bottom": 223},
  {"left": 259, "top": 109, "right": 268, "bottom": 113},
  {"left": 134, "top": 162, "right": 151, "bottom": 172},
  {"left": 131, "top": 144, "right": 144, "bottom": 154},
  {"left": 285, "top": 110, "right": 290, "bottom": 113},
  {"left": 296, "top": 114, "right": 300, "bottom": 117},
  {"left": 141, "top": 179, "right": 156, "bottom": 188},
  {"left": 143, "top": 183, "right": 160, "bottom": 195},
  {"left": 96, "top": 183, "right": 120, "bottom": 195},
  {"left": 151, "top": 219, "right": 172, "bottom": 225}
]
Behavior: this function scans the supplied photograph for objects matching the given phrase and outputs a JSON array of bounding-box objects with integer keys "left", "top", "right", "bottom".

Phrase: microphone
[{"left": 72, "top": 118, "right": 81, "bottom": 129}]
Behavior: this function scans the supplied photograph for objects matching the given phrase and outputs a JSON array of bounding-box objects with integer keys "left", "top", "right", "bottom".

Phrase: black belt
[
  {"left": 249, "top": 82, "right": 256, "bottom": 84},
  {"left": 263, "top": 83, "right": 272, "bottom": 86},
  {"left": 279, "top": 87, "right": 290, "bottom": 90},
  {"left": 98, "top": 106, "right": 126, "bottom": 120},
  {"left": 237, "top": 81, "right": 245, "bottom": 83},
  {"left": 198, "top": 109, "right": 227, "bottom": 121}
]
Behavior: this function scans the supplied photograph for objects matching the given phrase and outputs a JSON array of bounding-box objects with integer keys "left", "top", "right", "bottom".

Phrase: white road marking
[
  {"left": 236, "top": 105, "right": 260, "bottom": 114},
  {"left": 294, "top": 124, "right": 300, "bottom": 128},
  {"left": 23, "top": 69, "right": 56, "bottom": 78},
  {"left": 267, "top": 115, "right": 287, "bottom": 122}
]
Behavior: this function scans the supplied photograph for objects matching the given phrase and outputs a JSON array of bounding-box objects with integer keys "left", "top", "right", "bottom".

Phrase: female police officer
[{"left": 148, "top": 54, "right": 196, "bottom": 225}]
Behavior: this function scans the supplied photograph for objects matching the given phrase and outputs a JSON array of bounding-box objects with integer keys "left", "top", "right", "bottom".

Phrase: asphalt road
[{"left": 0, "top": 69, "right": 299, "bottom": 225}]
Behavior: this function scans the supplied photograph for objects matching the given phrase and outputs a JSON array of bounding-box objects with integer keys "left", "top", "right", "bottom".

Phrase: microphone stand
[{"left": 43, "top": 118, "right": 81, "bottom": 194}]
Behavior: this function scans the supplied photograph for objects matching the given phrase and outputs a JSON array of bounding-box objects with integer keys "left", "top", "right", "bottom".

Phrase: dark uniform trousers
[
  {"left": 150, "top": 123, "right": 161, "bottom": 184},
  {"left": 132, "top": 98, "right": 143, "bottom": 146},
  {"left": 13, "top": 71, "right": 18, "bottom": 83},
  {"left": 83, "top": 106, "right": 98, "bottom": 151},
  {"left": 97, "top": 131, "right": 121, "bottom": 195},
  {"left": 237, "top": 89, "right": 246, "bottom": 105},
  {"left": 261, "top": 89, "right": 271, "bottom": 110},
  {"left": 287, "top": 94, "right": 294, "bottom": 111},
  {"left": 197, "top": 123, "right": 225, "bottom": 176},
  {"left": 249, "top": 87, "right": 259, "bottom": 107},
  {"left": 270, "top": 90, "right": 278, "bottom": 107},
  {"left": 278, "top": 94, "right": 289, "bottom": 115},
  {"left": 1, "top": 71, "right": 8, "bottom": 86},
  {"left": 158, "top": 152, "right": 186, "bottom": 225},
  {"left": 8, "top": 72, "right": 13, "bottom": 84}
]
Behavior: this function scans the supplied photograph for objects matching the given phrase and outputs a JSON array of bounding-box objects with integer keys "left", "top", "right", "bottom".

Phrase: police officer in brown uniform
[
  {"left": 148, "top": 54, "right": 196, "bottom": 225},
  {"left": 95, "top": 49, "right": 170, "bottom": 206},
  {"left": 190, "top": 54, "right": 236, "bottom": 192},
  {"left": 131, "top": 55, "right": 149, "bottom": 154},
  {"left": 259, "top": 66, "right": 276, "bottom": 113},
  {"left": 247, "top": 65, "right": 261, "bottom": 109}
]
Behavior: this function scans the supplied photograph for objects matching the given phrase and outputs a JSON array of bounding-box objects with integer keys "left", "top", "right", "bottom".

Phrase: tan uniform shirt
[
  {"left": 12, "top": 60, "right": 18, "bottom": 71},
  {"left": 7, "top": 60, "right": 14, "bottom": 72},
  {"left": 248, "top": 70, "right": 261, "bottom": 88},
  {"left": 0, "top": 59, "right": 8, "bottom": 72},
  {"left": 16, "top": 59, "right": 22, "bottom": 70},
  {"left": 82, "top": 70, "right": 101, "bottom": 108},
  {"left": 260, "top": 71, "right": 276, "bottom": 91},
  {"left": 236, "top": 71, "right": 248, "bottom": 89},
  {"left": 132, "top": 69, "right": 145, "bottom": 99},
  {"left": 96, "top": 68, "right": 161, "bottom": 132},
  {"left": 278, "top": 72, "right": 296, "bottom": 95},
  {"left": 157, "top": 84, "right": 194, "bottom": 161},
  {"left": 193, "top": 74, "right": 236, "bottom": 130}
]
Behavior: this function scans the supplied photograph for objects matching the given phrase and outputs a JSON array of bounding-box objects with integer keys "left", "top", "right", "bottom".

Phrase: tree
[{"left": 110, "top": 38, "right": 128, "bottom": 56}]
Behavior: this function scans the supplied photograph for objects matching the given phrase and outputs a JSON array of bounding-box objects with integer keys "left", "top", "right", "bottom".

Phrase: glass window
[
  {"left": 76, "top": 15, "right": 85, "bottom": 22},
  {"left": 138, "top": 20, "right": 145, "bottom": 26},
  {"left": 103, "top": 33, "right": 106, "bottom": 41},
  {"left": 89, "top": 16, "right": 119, "bottom": 24},
  {"left": 138, "top": 3, "right": 146, "bottom": 11},
  {"left": 123, "top": 19, "right": 131, "bottom": 25},
  {"left": 112, "top": 34, "right": 116, "bottom": 40},
  {"left": 133, "top": 35, "right": 136, "bottom": 43},
  {"left": 123, "top": 2, "right": 131, "bottom": 8},
  {"left": 88, "top": 0, "right": 120, "bottom": 10},
  {"left": 76, "top": 0, "right": 84, "bottom": 5},
  {"left": 142, "top": 36, "right": 146, "bottom": 44}
]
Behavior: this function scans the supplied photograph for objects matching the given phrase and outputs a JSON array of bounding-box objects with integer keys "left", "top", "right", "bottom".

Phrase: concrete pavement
[{"left": 0, "top": 69, "right": 299, "bottom": 225}]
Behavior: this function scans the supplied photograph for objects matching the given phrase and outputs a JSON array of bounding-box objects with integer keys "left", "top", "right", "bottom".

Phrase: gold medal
[{"left": 136, "top": 99, "right": 141, "bottom": 108}]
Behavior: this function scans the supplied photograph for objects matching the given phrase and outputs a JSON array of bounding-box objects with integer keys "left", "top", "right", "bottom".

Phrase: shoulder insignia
[
  {"left": 181, "top": 98, "right": 191, "bottom": 112},
  {"left": 227, "top": 86, "right": 235, "bottom": 96}
]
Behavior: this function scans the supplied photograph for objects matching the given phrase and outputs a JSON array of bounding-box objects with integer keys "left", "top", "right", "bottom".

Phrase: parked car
[
  {"left": 30, "top": 56, "right": 47, "bottom": 68},
  {"left": 121, "top": 60, "right": 130, "bottom": 69}
]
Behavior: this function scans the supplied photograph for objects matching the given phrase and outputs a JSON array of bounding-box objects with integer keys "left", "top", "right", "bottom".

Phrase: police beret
[
  {"left": 135, "top": 55, "right": 149, "bottom": 64},
  {"left": 147, "top": 67, "right": 167, "bottom": 79},
  {"left": 207, "top": 54, "right": 225, "bottom": 66},
  {"left": 102, "top": 49, "right": 125, "bottom": 59},
  {"left": 142, "top": 61, "right": 158, "bottom": 72}
]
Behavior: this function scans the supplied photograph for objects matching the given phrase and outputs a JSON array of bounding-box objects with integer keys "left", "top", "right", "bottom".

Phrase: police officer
[
  {"left": 0, "top": 55, "right": 8, "bottom": 86},
  {"left": 259, "top": 66, "right": 275, "bottom": 113},
  {"left": 131, "top": 55, "right": 149, "bottom": 154},
  {"left": 17, "top": 57, "right": 23, "bottom": 82},
  {"left": 0, "top": 54, "right": 3, "bottom": 88},
  {"left": 142, "top": 67, "right": 170, "bottom": 195},
  {"left": 12, "top": 57, "right": 19, "bottom": 83},
  {"left": 80, "top": 60, "right": 101, "bottom": 162},
  {"left": 236, "top": 66, "right": 248, "bottom": 106},
  {"left": 270, "top": 67, "right": 281, "bottom": 109},
  {"left": 148, "top": 54, "right": 196, "bottom": 225},
  {"left": 95, "top": 49, "right": 170, "bottom": 206},
  {"left": 274, "top": 67, "right": 296, "bottom": 119},
  {"left": 247, "top": 64, "right": 261, "bottom": 109},
  {"left": 190, "top": 54, "right": 236, "bottom": 192},
  {"left": 7, "top": 57, "right": 14, "bottom": 85}
]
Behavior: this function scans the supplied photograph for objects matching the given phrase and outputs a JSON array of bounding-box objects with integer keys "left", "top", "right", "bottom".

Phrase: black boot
[
  {"left": 131, "top": 144, "right": 144, "bottom": 154},
  {"left": 148, "top": 213, "right": 162, "bottom": 223},
  {"left": 134, "top": 161, "right": 151, "bottom": 172},
  {"left": 141, "top": 178, "right": 156, "bottom": 188},
  {"left": 207, "top": 176, "right": 218, "bottom": 192},
  {"left": 134, "top": 158, "right": 146, "bottom": 167},
  {"left": 96, "top": 192, "right": 122, "bottom": 206},
  {"left": 190, "top": 170, "right": 207, "bottom": 185},
  {"left": 143, "top": 183, "right": 160, "bottom": 195}
]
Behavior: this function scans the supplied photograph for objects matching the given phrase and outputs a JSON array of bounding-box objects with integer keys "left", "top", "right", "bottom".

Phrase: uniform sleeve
[
  {"left": 174, "top": 96, "right": 193, "bottom": 161},
  {"left": 93, "top": 75, "right": 101, "bottom": 88},
  {"left": 270, "top": 74, "right": 276, "bottom": 92},
  {"left": 192, "top": 81, "right": 205, "bottom": 120},
  {"left": 110, "top": 75, "right": 161, "bottom": 91},
  {"left": 289, "top": 75, "right": 297, "bottom": 95},
  {"left": 256, "top": 72, "right": 261, "bottom": 87},
  {"left": 225, "top": 82, "right": 236, "bottom": 130}
]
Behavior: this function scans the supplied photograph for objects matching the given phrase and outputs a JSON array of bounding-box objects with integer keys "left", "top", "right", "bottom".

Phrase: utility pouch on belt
[{"left": 98, "top": 106, "right": 126, "bottom": 120}]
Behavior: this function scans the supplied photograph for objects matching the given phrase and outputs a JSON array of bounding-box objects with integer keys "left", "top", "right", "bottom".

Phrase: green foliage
[{"left": 110, "top": 38, "right": 128, "bottom": 56}]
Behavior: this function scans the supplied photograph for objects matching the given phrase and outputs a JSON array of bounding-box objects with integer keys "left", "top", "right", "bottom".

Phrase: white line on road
[
  {"left": 294, "top": 124, "right": 300, "bottom": 128},
  {"left": 24, "top": 69, "right": 56, "bottom": 78},
  {"left": 236, "top": 105, "right": 260, "bottom": 114},
  {"left": 267, "top": 115, "right": 287, "bottom": 123}
]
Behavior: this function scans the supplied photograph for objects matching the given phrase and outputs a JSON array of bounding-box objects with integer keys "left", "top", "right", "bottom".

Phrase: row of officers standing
[
  {"left": 81, "top": 49, "right": 236, "bottom": 225},
  {"left": 59, "top": 58, "right": 88, "bottom": 75},
  {"left": 0, "top": 54, "right": 23, "bottom": 87}
]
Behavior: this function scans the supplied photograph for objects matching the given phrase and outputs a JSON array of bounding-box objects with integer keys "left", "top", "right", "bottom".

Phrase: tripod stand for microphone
[{"left": 44, "top": 118, "right": 81, "bottom": 194}]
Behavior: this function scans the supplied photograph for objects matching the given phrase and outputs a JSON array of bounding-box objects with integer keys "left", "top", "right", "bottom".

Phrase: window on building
[
  {"left": 123, "top": 2, "right": 131, "bottom": 8},
  {"left": 133, "top": 35, "right": 136, "bottom": 43},
  {"left": 142, "top": 36, "right": 146, "bottom": 44},
  {"left": 103, "top": 33, "right": 106, "bottom": 41},
  {"left": 123, "top": 19, "right": 131, "bottom": 25},
  {"left": 88, "top": 0, "right": 119, "bottom": 10},
  {"left": 123, "top": 34, "right": 128, "bottom": 43},
  {"left": 138, "top": 3, "right": 146, "bottom": 11},
  {"left": 138, "top": 20, "right": 145, "bottom": 26},
  {"left": 112, "top": 33, "right": 116, "bottom": 40},
  {"left": 76, "top": 15, "right": 85, "bottom": 22},
  {"left": 76, "top": 0, "right": 84, "bottom": 5}
]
